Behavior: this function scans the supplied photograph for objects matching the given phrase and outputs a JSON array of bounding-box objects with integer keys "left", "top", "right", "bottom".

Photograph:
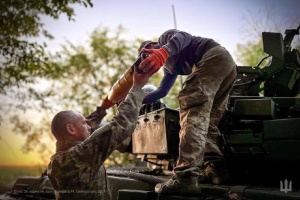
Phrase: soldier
[
  {"left": 47, "top": 66, "right": 155, "bottom": 200},
  {"left": 139, "top": 29, "right": 237, "bottom": 194}
]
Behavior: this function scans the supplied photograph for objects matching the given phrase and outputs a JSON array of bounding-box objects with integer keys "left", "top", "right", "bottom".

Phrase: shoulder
[
  {"left": 162, "top": 29, "right": 178, "bottom": 34},
  {"left": 160, "top": 29, "right": 179, "bottom": 37},
  {"left": 87, "top": 123, "right": 112, "bottom": 141},
  {"left": 159, "top": 29, "right": 192, "bottom": 41}
]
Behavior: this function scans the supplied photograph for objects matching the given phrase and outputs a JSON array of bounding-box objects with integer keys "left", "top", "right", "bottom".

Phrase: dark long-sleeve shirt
[
  {"left": 47, "top": 86, "right": 145, "bottom": 200},
  {"left": 143, "top": 29, "right": 219, "bottom": 104}
]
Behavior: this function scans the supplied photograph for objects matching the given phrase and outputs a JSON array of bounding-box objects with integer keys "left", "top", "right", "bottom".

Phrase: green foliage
[
  {"left": 295, "top": 37, "right": 300, "bottom": 49},
  {"left": 0, "top": 0, "right": 181, "bottom": 166},
  {"left": 235, "top": 33, "right": 299, "bottom": 67},
  {"left": 105, "top": 151, "right": 136, "bottom": 167},
  {"left": 10, "top": 114, "right": 54, "bottom": 164},
  {"left": 235, "top": 40, "right": 269, "bottom": 67},
  {"left": 0, "top": 0, "right": 93, "bottom": 94},
  {"left": 234, "top": 9, "right": 300, "bottom": 98},
  {"left": 3, "top": 26, "right": 151, "bottom": 165},
  {"left": 165, "top": 78, "right": 182, "bottom": 109},
  {"left": 0, "top": 0, "right": 95, "bottom": 166},
  {"left": 46, "top": 25, "right": 140, "bottom": 117},
  {"left": 235, "top": 8, "right": 299, "bottom": 67}
]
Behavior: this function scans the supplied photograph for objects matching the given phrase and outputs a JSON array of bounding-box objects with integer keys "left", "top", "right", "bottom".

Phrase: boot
[
  {"left": 198, "top": 159, "right": 232, "bottom": 185},
  {"left": 155, "top": 176, "right": 200, "bottom": 195}
]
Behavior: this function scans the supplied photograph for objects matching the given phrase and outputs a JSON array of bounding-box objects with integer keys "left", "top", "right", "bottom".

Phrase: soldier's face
[{"left": 72, "top": 112, "right": 91, "bottom": 141}]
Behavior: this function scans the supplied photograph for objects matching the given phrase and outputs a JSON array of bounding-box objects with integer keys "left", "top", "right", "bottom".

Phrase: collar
[{"left": 56, "top": 139, "right": 80, "bottom": 152}]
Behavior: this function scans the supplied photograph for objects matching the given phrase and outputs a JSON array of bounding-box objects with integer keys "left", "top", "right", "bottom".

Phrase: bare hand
[{"left": 132, "top": 65, "right": 155, "bottom": 88}]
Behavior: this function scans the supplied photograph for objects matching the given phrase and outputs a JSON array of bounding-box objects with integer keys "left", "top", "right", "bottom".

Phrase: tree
[
  {"left": 235, "top": 8, "right": 299, "bottom": 66},
  {"left": 234, "top": 8, "right": 300, "bottom": 97},
  {"left": 0, "top": 0, "right": 93, "bottom": 95},
  {"left": 4, "top": 25, "right": 164, "bottom": 166}
]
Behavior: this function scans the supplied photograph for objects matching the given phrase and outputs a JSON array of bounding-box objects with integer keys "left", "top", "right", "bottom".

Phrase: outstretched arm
[
  {"left": 143, "top": 72, "right": 177, "bottom": 104},
  {"left": 70, "top": 66, "right": 154, "bottom": 166}
]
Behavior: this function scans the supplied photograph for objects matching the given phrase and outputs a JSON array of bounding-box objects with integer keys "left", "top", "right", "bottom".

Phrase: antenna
[
  {"left": 172, "top": 5, "right": 177, "bottom": 29},
  {"left": 172, "top": 5, "right": 183, "bottom": 86}
]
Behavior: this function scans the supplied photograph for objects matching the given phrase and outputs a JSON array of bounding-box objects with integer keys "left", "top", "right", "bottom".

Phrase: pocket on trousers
[{"left": 178, "top": 81, "right": 209, "bottom": 110}]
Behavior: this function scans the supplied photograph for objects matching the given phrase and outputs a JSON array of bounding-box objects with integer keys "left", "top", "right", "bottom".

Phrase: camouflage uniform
[
  {"left": 175, "top": 45, "right": 236, "bottom": 178},
  {"left": 142, "top": 29, "right": 237, "bottom": 179},
  {"left": 47, "top": 86, "right": 145, "bottom": 200}
]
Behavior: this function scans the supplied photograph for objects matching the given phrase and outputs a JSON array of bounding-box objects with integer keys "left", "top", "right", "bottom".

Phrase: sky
[
  {"left": 41, "top": 0, "right": 300, "bottom": 60},
  {"left": 1, "top": 0, "right": 300, "bottom": 166}
]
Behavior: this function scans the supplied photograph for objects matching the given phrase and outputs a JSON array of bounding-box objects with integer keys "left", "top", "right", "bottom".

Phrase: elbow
[
  {"left": 122, "top": 115, "right": 138, "bottom": 134},
  {"left": 127, "top": 123, "right": 136, "bottom": 134},
  {"left": 120, "top": 123, "right": 136, "bottom": 140},
  {"left": 160, "top": 90, "right": 168, "bottom": 97}
]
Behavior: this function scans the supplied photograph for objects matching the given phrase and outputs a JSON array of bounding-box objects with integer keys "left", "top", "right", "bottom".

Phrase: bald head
[{"left": 51, "top": 110, "right": 81, "bottom": 139}]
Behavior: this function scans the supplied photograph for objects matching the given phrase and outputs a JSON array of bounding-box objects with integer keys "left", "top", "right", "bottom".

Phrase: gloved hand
[{"left": 139, "top": 48, "right": 169, "bottom": 73}]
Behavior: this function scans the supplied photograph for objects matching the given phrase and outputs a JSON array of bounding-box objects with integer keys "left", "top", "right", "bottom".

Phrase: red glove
[{"left": 139, "top": 48, "right": 169, "bottom": 74}]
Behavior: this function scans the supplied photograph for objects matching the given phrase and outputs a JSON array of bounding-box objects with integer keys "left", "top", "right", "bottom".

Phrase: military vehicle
[{"left": 0, "top": 26, "right": 299, "bottom": 200}]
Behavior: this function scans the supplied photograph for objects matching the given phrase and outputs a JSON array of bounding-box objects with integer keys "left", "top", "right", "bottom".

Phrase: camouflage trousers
[{"left": 174, "top": 45, "right": 237, "bottom": 177}]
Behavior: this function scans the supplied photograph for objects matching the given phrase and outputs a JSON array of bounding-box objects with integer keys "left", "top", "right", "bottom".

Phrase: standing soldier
[{"left": 139, "top": 29, "right": 237, "bottom": 194}]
